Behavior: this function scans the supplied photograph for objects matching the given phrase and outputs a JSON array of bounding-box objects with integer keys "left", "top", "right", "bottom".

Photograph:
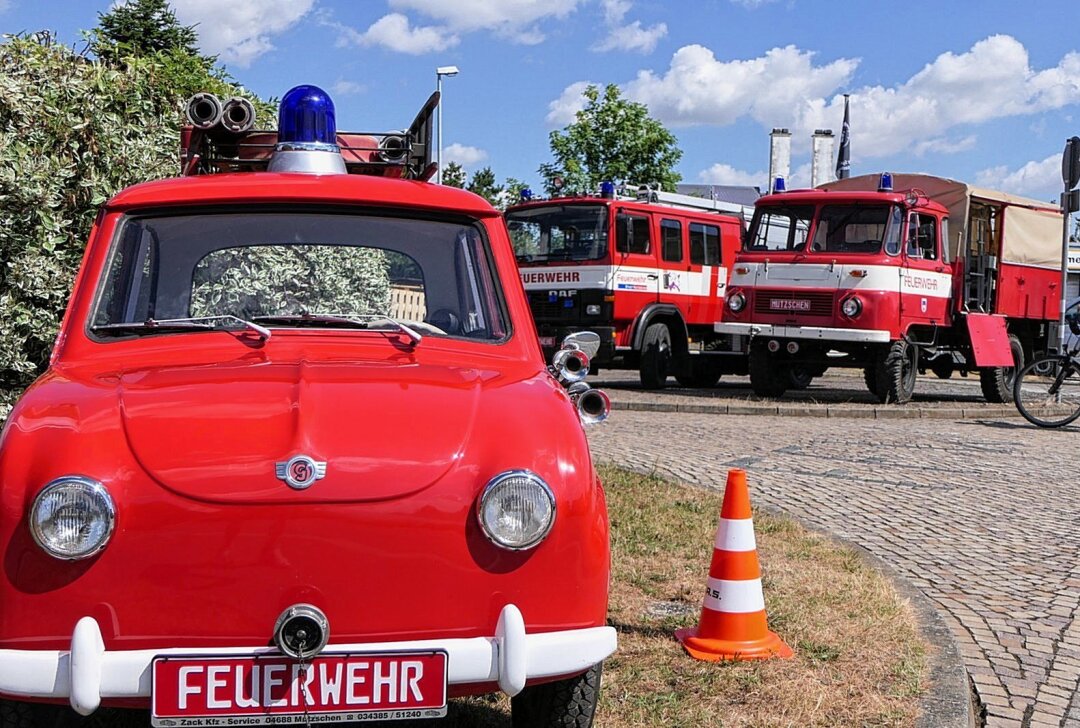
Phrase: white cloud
[
  {"left": 730, "top": 0, "right": 779, "bottom": 7},
  {"left": 593, "top": 0, "right": 666, "bottom": 54},
  {"left": 170, "top": 0, "right": 315, "bottom": 67},
  {"left": 443, "top": 143, "right": 489, "bottom": 166},
  {"left": 0, "top": 1, "right": 11, "bottom": 13},
  {"left": 912, "top": 135, "right": 977, "bottom": 157},
  {"left": 546, "top": 80, "right": 596, "bottom": 124},
  {"left": 331, "top": 80, "right": 366, "bottom": 96},
  {"left": 974, "top": 153, "right": 1061, "bottom": 199},
  {"left": 386, "top": 0, "right": 579, "bottom": 44},
  {"left": 345, "top": 12, "right": 458, "bottom": 54},
  {"left": 698, "top": 163, "right": 766, "bottom": 187}
]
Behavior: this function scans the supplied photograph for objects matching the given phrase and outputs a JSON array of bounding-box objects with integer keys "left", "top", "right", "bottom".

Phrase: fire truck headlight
[
  {"left": 585, "top": 304, "right": 602, "bottom": 316},
  {"left": 478, "top": 471, "right": 555, "bottom": 550},
  {"left": 29, "top": 477, "right": 115, "bottom": 560},
  {"left": 841, "top": 296, "right": 863, "bottom": 318},
  {"left": 727, "top": 291, "right": 747, "bottom": 313}
]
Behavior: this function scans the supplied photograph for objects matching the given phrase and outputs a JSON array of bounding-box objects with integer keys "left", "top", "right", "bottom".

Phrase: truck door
[
  {"left": 688, "top": 220, "right": 723, "bottom": 325},
  {"left": 659, "top": 218, "right": 690, "bottom": 319},
  {"left": 613, "top": 211, "right": 660, "bottom": 323},
  {"left": 900, "top": 212, "right": 951, "bottom": 327}
]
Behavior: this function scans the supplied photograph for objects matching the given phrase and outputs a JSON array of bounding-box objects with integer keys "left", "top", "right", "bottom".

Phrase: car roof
[{"left": 105, "top": 173, "right": 500, "bottom": 217}]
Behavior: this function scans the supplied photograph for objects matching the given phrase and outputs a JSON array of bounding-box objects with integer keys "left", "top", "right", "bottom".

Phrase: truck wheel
[
  {"left": 863, "top": 366, "right": 880, "bottom": 397},
  {"left": 675, "top": 358, "right": 722, "bottom": 388},
  {"left": 979, "top": 334, "right": 1024, "bottom": 403},
  {"left": 748, "top": 342, "right": 788, "bottom": 397},
  {"left": 511, "top": 663, "right": 602, "bottom": 728},
  {"left": 874, "top": 340, "right": 918, "bottom": 404},
  {"left": 788, "top": 365, "right": 815, "bottom": 390},
  {"left": 639, "top": 323, "right": 672, "bottom": 389}
]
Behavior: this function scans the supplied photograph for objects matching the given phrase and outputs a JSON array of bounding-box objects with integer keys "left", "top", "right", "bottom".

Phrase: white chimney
[
  {"left": 768, "top": 128, "right": 791, "bottom": 193},
  {"left": 811, "top": 129, "right": 836, "bottom": 187}
]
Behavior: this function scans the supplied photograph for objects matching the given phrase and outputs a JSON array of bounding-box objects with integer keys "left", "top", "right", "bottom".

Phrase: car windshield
[
  {"left": 745, "top": 205, "right": 814, "bottom": 251},
  {"left": 92, "top": 211, "right": 508, "bottom": 342},
  {"left": 809, "top": 205, "right": 900, "bottom": 255},
  {"left": 506, "top": 205, "right": 609, "bottom": 263}
]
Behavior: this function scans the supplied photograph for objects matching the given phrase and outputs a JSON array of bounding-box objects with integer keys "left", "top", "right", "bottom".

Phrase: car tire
[
  {"left": 979, "top": 333, "right": 1023, "bottom": 403},
  {"left": 748, "top": 342, "right": 787, "bottom": 398},
  {"left": 639, "top": 323, "right": 672, "bottom": 390},
  {"left": 511, "top": 663, "right": 602, "bottom": 728},
  {"left": 874, "top": 340, "right": 918, "bottom": 404}
]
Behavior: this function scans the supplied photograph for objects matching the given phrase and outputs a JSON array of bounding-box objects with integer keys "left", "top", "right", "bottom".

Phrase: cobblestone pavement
[{"left": 588, "top": 410, "right": 1080, "bottom": 727}]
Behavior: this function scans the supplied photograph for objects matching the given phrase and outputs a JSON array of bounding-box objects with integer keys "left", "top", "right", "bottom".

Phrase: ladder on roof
[{"left": 618, "top": 183, "right": 753, "bottom": 222}]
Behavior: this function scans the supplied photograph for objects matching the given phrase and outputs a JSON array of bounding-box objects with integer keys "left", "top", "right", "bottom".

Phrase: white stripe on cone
[
  {"left": 714, "top": 518, "right": 757, "bottom": 552},
  {"left": 703, "top": 576, "right": 766, "bottom": 614}
]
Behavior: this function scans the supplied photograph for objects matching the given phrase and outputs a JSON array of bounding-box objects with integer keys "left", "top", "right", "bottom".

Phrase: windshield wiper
[
  {"left": 93, "top": 316, "right": 271, "bottom": 342},
  {"left": 250, "top": 313, "right": 422, "bottom": 345}
]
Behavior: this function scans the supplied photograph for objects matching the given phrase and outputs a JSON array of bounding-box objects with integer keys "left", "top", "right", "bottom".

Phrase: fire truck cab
[
  {"left": 506, "top": 185, "right": 749, "bottom": 388},
  {"left": 717, "top": 173, "right": 1064, "bottom": 403}
]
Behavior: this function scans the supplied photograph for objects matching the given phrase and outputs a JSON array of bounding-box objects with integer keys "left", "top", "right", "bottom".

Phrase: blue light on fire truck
[
  {"left": 520, "top": 188, "right": 534, "bottom": 202},
  {"left": 878, "top": 172, "right": 894, "bottom": 192},
  {"left": 278, "top": 85, "right": 338, "bottom": 146},
  {"left": 773, "top": 176, "right": 786, "bottom": 193},
  {"left": 600, "top": 181, "right": 616, "bottom": 199}
]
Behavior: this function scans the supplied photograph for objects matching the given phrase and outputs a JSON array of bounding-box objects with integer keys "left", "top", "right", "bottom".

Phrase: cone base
[{"left": 675, "top": 626, "right": 794, "bottom": 662}]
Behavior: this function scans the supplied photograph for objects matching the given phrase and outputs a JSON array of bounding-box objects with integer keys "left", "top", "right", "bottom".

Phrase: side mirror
[{"left": 562, "top": 330, "right": 601, "bottom": 359}]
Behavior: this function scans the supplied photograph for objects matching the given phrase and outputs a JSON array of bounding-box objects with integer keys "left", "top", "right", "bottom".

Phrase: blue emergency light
[
  {"left": 600, "top": 180, "right": 616, "bottom": 199},
  {"left": 773, "top": 176, "right": 786, "bottom": 193},
  {"left": 878, "top": 172, "right": 894, "bottom": 192},
  {"left": 278, "top": 85, "right": 338, "bottom": 146},
  {"left": 520, "top": 187, "right": 534, "bottom": 202}
]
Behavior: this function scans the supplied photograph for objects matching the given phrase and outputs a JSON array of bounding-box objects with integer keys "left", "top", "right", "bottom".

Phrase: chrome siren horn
[
  {"left": 185, "top": 92, "right": 224, "bottom": 129},
  {"left": 574, "top": 387, "right": 610, "bottom": 425},
  {"left": 378, "top": 134, "right": 408, "bottom": 163},
  {"left": 221, "top": 97, "right": 256, "bottom": 133},
  {"left": 552, "top": 347, "right": 590, "bottom": 384}
]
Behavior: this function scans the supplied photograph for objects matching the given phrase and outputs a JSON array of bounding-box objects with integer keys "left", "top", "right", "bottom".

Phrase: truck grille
[
  {"left": 754, "top": 289, "right": 834, "bottom": 317},
  {"left": 529, "top": 291, "right": 578, "bottom": 322}
]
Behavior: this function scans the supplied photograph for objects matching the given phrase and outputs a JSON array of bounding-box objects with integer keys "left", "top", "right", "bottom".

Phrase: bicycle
[{"left": 1013, "top": 316, "right": 1080, "bottom": 427}]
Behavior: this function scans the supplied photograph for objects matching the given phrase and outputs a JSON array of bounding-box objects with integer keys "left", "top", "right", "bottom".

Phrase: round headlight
[
  {"left": 478, "top": 471, "right": 555, "bottom": 550},
  {"left": 727, "top": 291, "right": 746, "bottom": 312},
  {"left": 29, "top": 477, "right": 115, "bottom": 560},
  {"left": 841, "top": 296, "right": 863, "bottom": 318}
]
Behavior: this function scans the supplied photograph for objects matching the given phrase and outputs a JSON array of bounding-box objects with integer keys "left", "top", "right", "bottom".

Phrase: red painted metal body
[{"left": 0, "top": 173, "right": 611, "bottom": 705}]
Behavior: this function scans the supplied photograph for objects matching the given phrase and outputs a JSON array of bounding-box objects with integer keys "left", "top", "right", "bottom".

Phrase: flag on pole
[{"left": 836, "top": 94, "right": 851, "bottom": 180}]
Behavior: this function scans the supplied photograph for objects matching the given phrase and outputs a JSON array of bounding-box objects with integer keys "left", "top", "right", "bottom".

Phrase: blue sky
[{"left": 4, "top": 0, "right": 1080, "bottom": 202}]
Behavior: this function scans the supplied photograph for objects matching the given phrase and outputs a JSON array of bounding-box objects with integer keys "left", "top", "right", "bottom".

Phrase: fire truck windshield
[
  {"left": 745, "top": 205, "right": 814, "bottom": 252},
  {"left": 506, "top": 205, "right": 609, "bottom": 263},
  {"left": 809, "top": 205, "right": 901, "bottom": 255}
]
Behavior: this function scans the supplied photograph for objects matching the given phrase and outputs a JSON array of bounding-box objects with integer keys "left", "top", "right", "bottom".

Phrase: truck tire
[
  {"left": 639, "top": 323, "right": 672, "bottom": 389},
  {"left": 788, "top": 364, "right": 815, "bottom": 390},
  {"left": 863, "top": 366, "right": 880, "bottom": 397},
  {"left": 511, "top": 663, "right": 602, "bottom": 728},
  {"left": 874, "top": 340, "right": 918, "bottom": 404},
  {"left": 675, "top": 358, "right": 722, "bottom": 388},
  {"left": 979, "top": 334, "right": 1023, "bottom": 404},
  {"left": 748, "top": 342, "right": 788, "bottom": 398}
]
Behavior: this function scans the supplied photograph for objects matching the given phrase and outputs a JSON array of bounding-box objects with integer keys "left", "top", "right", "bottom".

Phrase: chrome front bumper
[
  {"left": 0, "top": 604, "right": 617, "bottom": 716},
  {"left": 715, "top": 322, "right": 891, "bottom": 343}
]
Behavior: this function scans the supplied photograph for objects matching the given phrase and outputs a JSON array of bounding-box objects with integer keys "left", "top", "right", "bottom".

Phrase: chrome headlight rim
[
  {"left": 477, "top": 470, "right": 556, "bottom": 551},
  {"left": 29, "top": 476, "right": 116, "bottom": 561},
  {"left": 727, "top": 291, "right": 746, "bottom": 313},
  {"left": 841, "top": 295, "right": 863, "bottom": 318}
]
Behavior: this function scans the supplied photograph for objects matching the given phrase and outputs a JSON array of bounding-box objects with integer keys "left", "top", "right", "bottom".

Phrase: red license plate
[
  {"left": 770, "top": 299, "right": 811, "bottom": 311},
  {"left": 151, "top": 651, "right": 448, "bottom": 726},
  {"left": 539, "top": 336, "right": 556, "bottom": 347}
]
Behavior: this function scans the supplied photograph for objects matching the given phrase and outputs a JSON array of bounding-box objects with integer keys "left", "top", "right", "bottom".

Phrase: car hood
[{"left": 118, "top": 358, "right": 487, "bottom": 504}]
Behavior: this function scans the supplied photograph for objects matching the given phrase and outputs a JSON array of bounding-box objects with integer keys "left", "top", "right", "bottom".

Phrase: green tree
[
  {"left": 92, "top": 0, "right": 206, "bottom": 65},
  {"left": 501, "top": 177, "right": 530, "bottom": 211},
  {"left": 441, "top": 161, "right": 466, "bottom": 188},
  {"left": 539, "top": 84, "right": 682, "bottom": 196},
  {"left": 467, "top": 166, "right": 503, "bottom": 206}
]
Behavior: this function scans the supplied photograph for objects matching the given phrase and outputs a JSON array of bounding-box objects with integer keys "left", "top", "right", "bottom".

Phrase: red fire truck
[
  {"left": 717, "top": 173, "right": 1064, "bottom": 403},
  {"left": 506, "top": 186, "right": 750, "bottom": 388}
]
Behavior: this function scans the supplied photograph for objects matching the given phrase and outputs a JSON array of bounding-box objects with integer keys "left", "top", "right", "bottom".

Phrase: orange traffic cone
[{"left": 676, "top": 468, "right": 793, "bottom": 661}]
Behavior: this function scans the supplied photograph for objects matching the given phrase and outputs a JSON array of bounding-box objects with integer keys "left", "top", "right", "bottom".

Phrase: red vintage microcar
[{"left": 0, "top": 86, "right": 615, "bottom": 727}]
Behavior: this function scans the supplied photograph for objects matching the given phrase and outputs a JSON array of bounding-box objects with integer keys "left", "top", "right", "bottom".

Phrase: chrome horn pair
[
  {"left": 550, "top": 332, "right": 610, "bottom": 425},
  {"left": 184, "top": 92, "right": 256, "bottom": 133}
]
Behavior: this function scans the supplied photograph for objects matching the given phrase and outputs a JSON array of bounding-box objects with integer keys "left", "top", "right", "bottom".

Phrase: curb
[{"left": 610, "top": 399, "right": 1020, "bottom": 420}]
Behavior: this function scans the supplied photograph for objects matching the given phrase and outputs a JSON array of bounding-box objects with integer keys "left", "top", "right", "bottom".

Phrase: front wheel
[
  {"left": 748, "top": 343, "right": 787, "bottom": 398},
  {"left": 511, "top": 663, "right": 603, "bottom": 728},
  {"left": 639, "top": 323, "right": 672, "bottom": 390},
  {"left": 1013, "top": 355, "right": 1080, "bottom": 428},
  {"left": 873, "top": 340, "right": 918, "bottom": 404},
  {"left": 788, "top": 365, "right": 815, "bottom": 390}
]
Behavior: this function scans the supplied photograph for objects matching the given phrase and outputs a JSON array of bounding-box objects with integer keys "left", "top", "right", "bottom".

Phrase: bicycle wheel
[{"left": 1014, "top": 355, "right": 1080, "bottom": 427}]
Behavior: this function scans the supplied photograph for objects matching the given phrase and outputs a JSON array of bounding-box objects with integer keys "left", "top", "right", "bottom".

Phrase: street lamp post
[{"left": 435, "top": 65, "right": 459, "bottom": 185}]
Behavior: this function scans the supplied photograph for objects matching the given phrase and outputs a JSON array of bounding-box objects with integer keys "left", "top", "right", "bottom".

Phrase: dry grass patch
[{"left": 421, "top": 465, "right": 928, "bottom": 727}]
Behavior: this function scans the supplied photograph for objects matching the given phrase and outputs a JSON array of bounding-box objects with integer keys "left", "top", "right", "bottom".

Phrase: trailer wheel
[
  {"left": 675, "top": 358, "right": 722, "bottom": 388},
  {"left": 748, "top": 342, "right": 788, "bottom": 398},
  {"left": 511, "top": 662, "right": 602, "bottom": 728},
  {"left": 874, "top": 340, "right": 918, "bottom": 404},
  {"left": 979, "top": 334, "right": 1023, "bottom": 403},
  {"left": 639, "top": 323, "right": 672, "bottom": 389}
]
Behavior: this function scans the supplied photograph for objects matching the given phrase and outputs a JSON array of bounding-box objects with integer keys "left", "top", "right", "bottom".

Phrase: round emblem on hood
[{"left": 275, "top": 455, "right": 327, "bottom": 490}]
